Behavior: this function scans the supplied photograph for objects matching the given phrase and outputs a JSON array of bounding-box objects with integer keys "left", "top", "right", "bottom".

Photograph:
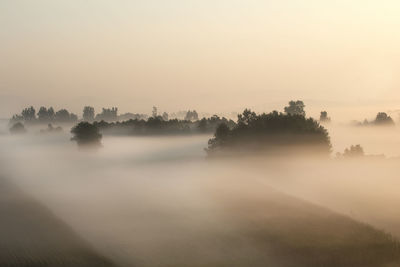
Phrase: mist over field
[
  {"left": 1, "top": 118, "right": 400, "bottom": 266},
  {"left": 2, "top": 1, "right": 400, "bottom": 266}
]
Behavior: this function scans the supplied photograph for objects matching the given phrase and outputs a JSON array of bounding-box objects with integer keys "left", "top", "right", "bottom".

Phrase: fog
[{"left": 1, "top": 121, "right": 400, "bottom": 266}]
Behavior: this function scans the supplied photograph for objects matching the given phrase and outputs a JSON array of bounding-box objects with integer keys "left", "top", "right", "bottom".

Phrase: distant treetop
[
  {"left": 353, "top": 112, "right": 395, "bottom": 127},
  {"left": 320, "top": 111, "right": 331, "bottom": 123},
  {"left": 10, "top": 106, "right": 78, "bottom": 125},
  {"left": 284, "top": 100, "right": 306, "bottom": 116}
]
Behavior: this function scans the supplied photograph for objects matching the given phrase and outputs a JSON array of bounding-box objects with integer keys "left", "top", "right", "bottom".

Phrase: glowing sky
[{"left": 1, "top": 0, "right": 400, "bottom": 118}]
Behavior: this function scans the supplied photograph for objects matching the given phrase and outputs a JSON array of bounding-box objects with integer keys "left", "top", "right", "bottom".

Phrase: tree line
[
  {"left": 9, "top": 106, "right": 203, "bottom": 126},
  {"left": 10, "top": 106, "right": 78, "bottom": 125},
  {"left": 92, "top": 115, "right": 235, "bottom": 136}
]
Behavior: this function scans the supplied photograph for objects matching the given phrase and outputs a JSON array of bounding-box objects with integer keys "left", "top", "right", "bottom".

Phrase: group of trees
[
  {"left": 10, "top": 105, "right": 206, "bottom": 127},
  {"left": 337, "top": 145, "right": 365, "bottom": 158},
  {"left": 90, "top": 115, "right": 235, "bottom": 136},
  {"left": 354, "top": 112, "right": 395, "bottom": 127},
  {"left": 207, "top": 107, "right": 332, "bottom": 156},
  {"left": 151, "top": 107, "right": 199, "bottom": 121},
  {"left": 284, "top": 100, "right": 306, "bottom": 116},
  {"left": 94, "top": 107, "right": 118, "bottom": 122},
  {"left": 12, "top": 101, "right": 398, "bottom": 157},
  {"left": 69, "top": 114, "right": 234, "bottom": 147},
  {"left": 184, "top": 110, "right": 199, "bottom": 121},
  {"left": 151, "top": 106, "right": 169, "bottom": 121},
  {"left": 374, "top": 112, "right": 395, "bottom": 126},
  {"left": 10, "top": 106, "right": 78, "bottom": 125},
  {"left": 335, "top": 144, "right": 385, "bottom": 159}
]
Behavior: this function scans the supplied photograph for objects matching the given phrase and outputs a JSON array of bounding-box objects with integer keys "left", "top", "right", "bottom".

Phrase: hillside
[{"left": 0, "top": 178, "right": 117, "bottom": 267}]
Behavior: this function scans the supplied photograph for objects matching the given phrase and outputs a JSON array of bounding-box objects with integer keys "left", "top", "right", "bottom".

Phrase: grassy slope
[
  {"left": 0, "top": 178, "right": 117, "bottom": 267},
  {"left": 206, "top": 181, "right": 400, "bottom": 267},
  {"left": 2, "top": 174, "right": 400, "bottom": 267}
]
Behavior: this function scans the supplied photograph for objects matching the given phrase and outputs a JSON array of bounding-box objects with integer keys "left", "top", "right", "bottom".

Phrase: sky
[{"left": 1, "top": 0, "right": 400, "bottom": 119}]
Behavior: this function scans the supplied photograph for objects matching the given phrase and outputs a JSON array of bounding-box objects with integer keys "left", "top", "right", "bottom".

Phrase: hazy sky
[{"left": 1, "top": 0, "right": 400, "bottom": 118}]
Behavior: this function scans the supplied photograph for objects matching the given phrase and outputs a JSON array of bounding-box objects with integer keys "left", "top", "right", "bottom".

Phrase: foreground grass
[
  {"left": 0, "top": 178, "right": 117, "bottom": 267},
  {"left": 208, "top": 181, "right": 400, "bottom": 267}
]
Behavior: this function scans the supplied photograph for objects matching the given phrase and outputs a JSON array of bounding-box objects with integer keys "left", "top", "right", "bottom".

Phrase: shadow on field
[{"left": 0, "top": 177, "right": 117, "bottom": 267}]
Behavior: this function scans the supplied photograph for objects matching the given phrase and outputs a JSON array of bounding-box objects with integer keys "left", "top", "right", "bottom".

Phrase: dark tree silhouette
[
  {"left": 83, "top": 106, "right": 95, "bottom": 122},
  {"left": 198, "top": 118, "right": 208, "bottom": 133},
  {"left": 284, "top": 101, "right": 306, "bottom": 116},
  {"left": 320, "top": 111, "right": 331, "bottom": 123},
  {"left": 207, "top": 123, "right": 230, "bottom": 150},
  {"left": 10, "top": 106, "right": 56, "bottom": 124},
  {"left": 38, "top": 107, "right": 49, "bottom": 122},
  {"left": 374, "top": 112, "right": 394, "bottom": 126},
  {"left": 71, "top": 122, "right": 102, "bottom": 147},
  {"left": 207, "top": 109, "right": 331, "bottom": 156},
  {"left": 48, "top": 107, "right": 55, "bottom": 120},
  {"left": 21, "top": 106, "right": 36, "bottom": 121},
  {"left": 92, "top": 115, "right": 234, "bottom": 136},
  {"left": 9, "top": 122, "right": 26, "bottom": 134},
  {"left": 55, "top": 109, "right": 78, "bottom": 123}
]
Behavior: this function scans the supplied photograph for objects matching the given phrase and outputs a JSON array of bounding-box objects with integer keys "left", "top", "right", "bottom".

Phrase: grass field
[
  {"left": 0, "top": 178, "right": 117, "bottom": 267},
  {"left": 209, "top": 181, "right": 400, "bottom": 267}
]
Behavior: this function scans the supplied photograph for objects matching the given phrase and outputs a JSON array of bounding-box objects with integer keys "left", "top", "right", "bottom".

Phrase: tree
[
  {"left": 47, "top": 107, "right": 55, "bottom": 121},
  {"left": 374, "top": 112, "right": 394, "bottom": 126},
  {"left": 9, "top": 122, "right": 26, "bottom": 134},
  {"left": 21, "top": 106, "right": 36, "bottom": 121},
  {"left": 37, "top": 107, "right": 49, "bottom": 122},
  {"left": 71, "top": 122, "right": 102, "bottom": 147},
  {"left": 55, "top": 109, "right": 71, "bottom": 122},
  {"left": 83, "top": 106, "right": 95, "bottom": 122},
  {"left": 237, "top": 109, "right": 257, "bottom": 125},
  {"left": 207, "top": 123, "right": 230, "bottom": 150},
  {"left": 284, "top": 101, "right": 306, "bottom": 116},
  {"left": 320, "top": 111, "right": 331, "bottom": 123}
]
